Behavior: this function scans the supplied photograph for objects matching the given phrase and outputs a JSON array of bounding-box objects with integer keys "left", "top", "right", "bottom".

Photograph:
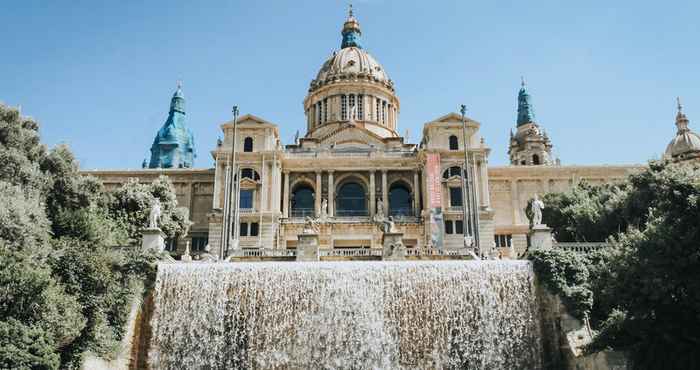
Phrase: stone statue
[
  {"left": 375, "top": 198, "right": 385, "bottom": 221},
  {"left": 303, "top": 216, "right": 320, "bottom": 235},
  {"left": 382, "top": 216, "right": 397, "bottom": 234},
  {"left": 531, "top": 194, "right": 545, "bottom": 226},
  {"left": 349, "top": 105, "right": 357, "bottom": 123},
  {"left": 148, "top": 200, "right": 162, "bottom": 229},
  {"left": 320, "top": 198, "right": 328, "bottom": 220}
]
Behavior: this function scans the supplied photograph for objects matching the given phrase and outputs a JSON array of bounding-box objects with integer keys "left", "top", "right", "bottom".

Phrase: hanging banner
[{"left": 426, "top": 153, "right": 444, "bottom": 249}]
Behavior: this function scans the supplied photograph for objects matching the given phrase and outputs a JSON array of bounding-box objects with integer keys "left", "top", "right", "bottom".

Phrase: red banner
[{"left": 426, "top": 153, "right": 442, "bottom": 208}]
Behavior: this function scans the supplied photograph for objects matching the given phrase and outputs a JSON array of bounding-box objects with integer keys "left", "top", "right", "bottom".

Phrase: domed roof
[
  {"left": 313, "top": 47, "right": 391, "bottom": 86},
  {"left": 665, "top": 99, "right": 700, "bottom": 159},
  {"left": 309, "top": 7, "right": 394, "bottom": 92},
  {"left": 665, "top": 131, "right": 700, "bottom": 158}
]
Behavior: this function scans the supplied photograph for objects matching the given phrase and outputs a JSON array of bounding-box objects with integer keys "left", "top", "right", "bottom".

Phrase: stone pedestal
[
  {"left": 382, "top": 232, "right": 406, "bottom": 261},
  {"left": 529, "top": 224, "right": 553, "bottom": 251},
  {"left": 297, "top": 233, "right": 320, "bottom": 262},
  {"left": 141, "top": 228, "right": 166, "bottom": 252}
]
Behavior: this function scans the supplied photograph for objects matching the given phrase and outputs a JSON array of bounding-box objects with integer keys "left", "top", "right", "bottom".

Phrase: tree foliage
[
  {"left": 535, "top": 161, "right": 700, "bottom": 369},
  {"left": 0, "top": 103, "right": 180, "bottom": 369}
]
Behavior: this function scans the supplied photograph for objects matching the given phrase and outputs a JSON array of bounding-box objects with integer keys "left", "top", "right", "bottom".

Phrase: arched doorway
[
  {"left": 336, "top": 182, "right": 367, "bottom": 217},
  {"left": 291, "top": 184, "right": 315, "bottom": 217},
  {"left": 389, "top": 182, "right": 412, "bottom": 216}
]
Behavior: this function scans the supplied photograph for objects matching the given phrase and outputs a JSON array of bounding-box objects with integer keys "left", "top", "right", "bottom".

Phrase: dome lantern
[{"left": 341, "top": 4, "right": 362, "bottom": 49}]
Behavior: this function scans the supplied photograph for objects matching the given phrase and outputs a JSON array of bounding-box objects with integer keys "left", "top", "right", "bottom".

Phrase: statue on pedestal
[
  {"left": 381, "top": 216, "right": 397, "bottom": 234},
  {"left": 302, "top": 216, "right": 320, "bottom": 235},
  {"left": 148, "top": 200, "right": 162, "bottom": 229},
  {"left": 531, "top": 194, "right": 545, "bottom": 227},
  {"left": 319, "top": 198, "right": 329, "bottom": 221},
  {"left": 181, "top": 240, "right": 192, "bottom": 262}
]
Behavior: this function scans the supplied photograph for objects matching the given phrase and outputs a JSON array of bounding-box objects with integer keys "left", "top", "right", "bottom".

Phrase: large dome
[{"left": 311, "top": 47, "right": 392, "bottom": 91}]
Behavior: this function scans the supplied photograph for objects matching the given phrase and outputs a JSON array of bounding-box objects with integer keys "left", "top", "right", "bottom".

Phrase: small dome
[
  {"left": 665, "top": 99, "right": 700, "bottom": 159},
  {"left": 665, "top": 131, "right": 700, "bottom": 158},
  {"left": 311, "top": 47, "right": 392, "bottom": 91}
]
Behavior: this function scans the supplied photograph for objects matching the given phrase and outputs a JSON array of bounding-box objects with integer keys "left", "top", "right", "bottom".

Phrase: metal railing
[
  {"left": 290, "top": 208, "right": 315, "bottom": 218},
  {"left": 406, "top": 247, "right": 471, "bottom": 257},
  {"left": 555, "top": 242, "right": 610, "bottom": 253},
  {"left": 335, "top": 209, "right": 369, "bottom": 217},
  {"left": 319, "top": 248, "right": 383, "bottom": 257},
  {"left": 228, "top": 249, "right": 297, "bottom": 258},
  {"left": 389, "top": 207, "right": 413, "bottom": 217}
]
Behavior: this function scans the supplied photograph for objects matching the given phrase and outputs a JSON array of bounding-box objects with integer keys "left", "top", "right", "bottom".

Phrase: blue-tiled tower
[
  {"left": 516, "top": 79, "right": 535, "bottom": 126},
  {"left": 147, "top": 83, "right": 196, "bottom": 168}
]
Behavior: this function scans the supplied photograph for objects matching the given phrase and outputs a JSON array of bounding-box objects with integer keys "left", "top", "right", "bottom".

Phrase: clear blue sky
[{"left": 2, "top": 0, "right": 698, "bottom": 169}]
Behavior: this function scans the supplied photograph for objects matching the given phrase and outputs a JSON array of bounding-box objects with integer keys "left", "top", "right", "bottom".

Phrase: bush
[{"left": 0, "top": 319, "right": 60, "bottom": 370}]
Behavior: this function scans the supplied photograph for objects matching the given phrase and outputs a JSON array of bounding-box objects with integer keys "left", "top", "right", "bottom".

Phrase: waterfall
[{"left": 149, "top": 261, "right": 543, "bottom": 369}]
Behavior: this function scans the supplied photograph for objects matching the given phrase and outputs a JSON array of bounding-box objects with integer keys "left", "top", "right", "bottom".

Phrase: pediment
[{"left": 318, "top": 125, "right": 386, "bottom": 149}]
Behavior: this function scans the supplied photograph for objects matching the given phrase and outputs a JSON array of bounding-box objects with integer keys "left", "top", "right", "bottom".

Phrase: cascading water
[{"left": 148, "top": 261, "right": 543, "bottom": 369}]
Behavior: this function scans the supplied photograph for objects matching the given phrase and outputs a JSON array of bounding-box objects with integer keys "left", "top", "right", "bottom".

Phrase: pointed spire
[
  {"left": 517, "top": 78, "right": 535, "bottom": 126},
  {"left": 170, "top": 80, "right": 185, "bottom": 114},
  {"left": 676, "top": 96, "right": 690, "bottom": 132},
  {"left": 341, "top": 4, "right": 362, "bottom": 49}
]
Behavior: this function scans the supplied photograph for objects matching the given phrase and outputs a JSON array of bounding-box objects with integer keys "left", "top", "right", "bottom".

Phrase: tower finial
[
  {"left": 521, "top": 76, "right": 525, "bottom": 88},
  {"left": 348, "top": 3, "right": 353, "bottom": 18},
  {"left": 677, "top": 96, "right": 683, "bottom": 113},
  {"left": 177, "top": 79, "right": 182, "bottom": 89}
]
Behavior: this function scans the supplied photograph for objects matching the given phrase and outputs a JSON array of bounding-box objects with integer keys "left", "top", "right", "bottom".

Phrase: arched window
[
  {"left": 389, "top": 183, "right": 412, "bottom": 216},
  {"left": 442, "top": 166, "right": 462, "bottom": 179},
  {"left": 336, "top": 182, "right": 367, "bottom": 217},
  {"left": 240, "top": 168, "right": 260, "bottom": 181},
  {"left": 243, "top": 137, "right": 253, "bottom": 152},
  {"left": 291, "top": 184, "right": 315, "bottom": 217},
  {"left": 532, "top": 154, "right": 540, "bottom": 165},
  {"left": 449, "top": 135, "right": 459, "bottom": 150}
]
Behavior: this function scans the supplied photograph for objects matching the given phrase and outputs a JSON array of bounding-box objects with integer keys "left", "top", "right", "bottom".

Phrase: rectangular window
[
  {"left": 376, "top": 98, "right": 380, "bottom": 121},
  {"left": 357, "top": 94, "right": 364, "bottom": 119},
  {"left": 341, "top": 95, "right": 348, "bottom": 120},
  {"left": 494, "top": 234, "right": 513, "bottom": 248},
  {"left": 382, "top": 101, "right": 387, "bottom": 123},
  {"left": 239, "top": 222, "right": 248, "bottom": 237},
  {"left": 445, "top": 220, "right": 453, "bottom": 234},
  {"left": 449, "top": 187, "right": 463, "bottom": 207},
  {"left": 240, "top": 189, "right": 253, "bottom": 210},
  {"left": 323, "top": 98, "right": 328, "bottom": 122},
  {"left": 191, "top": 235, "right": 209, "bottom": 252},
  {"left": 455, "top": 220, "right": 464, "bottom": 234},
  {"left": 317, "top": 102, "right": 322, "bottom": 124},
  {"left": 250, "top": 222, "right": 259, "bottom": 237}
]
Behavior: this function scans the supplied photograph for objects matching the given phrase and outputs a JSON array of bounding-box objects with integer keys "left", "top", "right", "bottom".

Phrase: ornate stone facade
[{"left": 85, "top": 8, "right": 688, "bottom": 258}]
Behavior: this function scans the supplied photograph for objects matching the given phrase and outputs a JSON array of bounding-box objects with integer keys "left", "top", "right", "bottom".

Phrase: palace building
[{"left": 86, "top": 8, "right": 698, "bottom": 259}]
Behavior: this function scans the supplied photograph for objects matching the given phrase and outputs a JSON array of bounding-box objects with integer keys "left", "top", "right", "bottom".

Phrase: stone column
[
  {"left": 283, "top": 171, "right": 290, "bottom": 217},
  {"left": 479, "top": 159, "right": 491, "bottom": 210},
  {"left": 328, "top": 170, "right": 335, "bottom": 217},
  {"left": 315, "top": 171, "right": 322, "bottom": 217},
  {"left": 413, "top": 170, "right": 420, "bottom": 217},
  {"left": 510, "top": 179, "right": 519, "bottom": 224},
  {"left": 369, "top": 170, "right": 376, "bottom": 217},
  {"left": 212, "top": 160, "right": 222, "bottom": 209},
  {"left": 381, "top": 169, "right": 388, "bottom": 213}
]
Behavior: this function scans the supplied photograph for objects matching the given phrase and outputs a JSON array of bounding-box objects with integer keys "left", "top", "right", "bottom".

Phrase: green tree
[
  {"left": 109, "top": 176, "right": 190, "bottom": 242},
  {"left": 0, "top": 103, "right": 171, "bottom": 368}
]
